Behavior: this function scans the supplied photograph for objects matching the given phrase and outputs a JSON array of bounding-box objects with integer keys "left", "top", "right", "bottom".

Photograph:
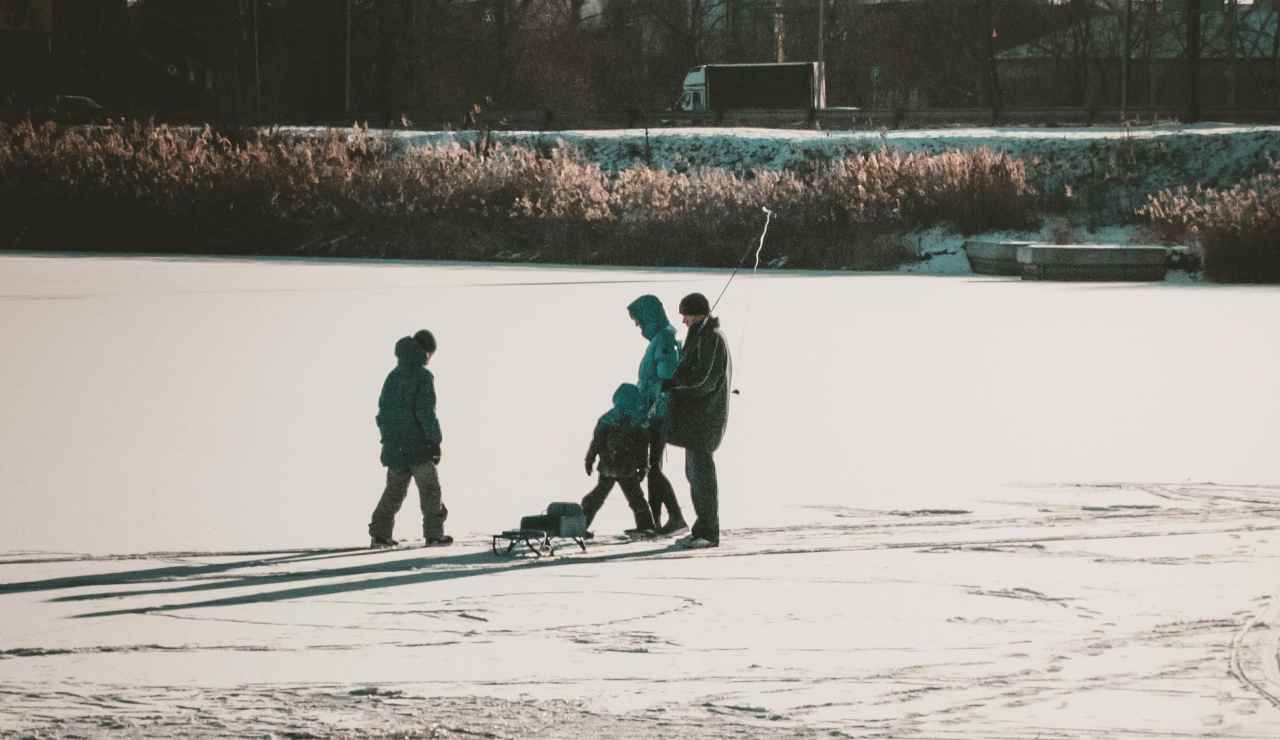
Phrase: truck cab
[{"left": 677, "top": 67, "right": 708, "bottom": 112}]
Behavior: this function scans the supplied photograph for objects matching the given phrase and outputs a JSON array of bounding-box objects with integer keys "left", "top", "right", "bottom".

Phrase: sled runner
[{"left": 492, "top": 502, "right": 588, "bottom": 557}]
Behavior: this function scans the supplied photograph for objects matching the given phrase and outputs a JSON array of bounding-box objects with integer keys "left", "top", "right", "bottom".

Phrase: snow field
[{"left": 1, "top": 253, "right": 1279, "bottom": 737}]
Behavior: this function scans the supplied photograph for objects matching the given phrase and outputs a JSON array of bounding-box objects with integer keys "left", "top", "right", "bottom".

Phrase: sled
[{"left": 492, "top": 502, "right": 588, "bottom": 557}]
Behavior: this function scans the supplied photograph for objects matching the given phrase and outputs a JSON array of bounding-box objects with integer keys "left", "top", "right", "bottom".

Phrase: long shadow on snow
[
  {"left": 70, "top": 545, "right": 686, "bottom": 619},
  {"left": 0, "top": 547, "right": 379, "bottom": 596},
  {"left": 52, "top": 548, "right": 503, "bottom": 603}
]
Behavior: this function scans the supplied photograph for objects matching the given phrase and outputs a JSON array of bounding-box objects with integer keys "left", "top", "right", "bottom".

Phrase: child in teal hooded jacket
[
  {"left": 626, "top": 295, "right": 687, "bottom": 535},
  {"left": 581, "top": 383, "right": 659, "bottom": 536}
]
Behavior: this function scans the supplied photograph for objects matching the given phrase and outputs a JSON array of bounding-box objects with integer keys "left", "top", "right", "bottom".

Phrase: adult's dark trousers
[
  {"left": 647, "top": 420, "right": 684, "bottom": 527},
  {"left": 582, "top": 475, "right": 657, "bottom": 531},
  {"left": 369, "top": 461, "right": 445, "bottom": 541},
  {"left": 684, "top": 448, "right": 719, "bottom": 544}
]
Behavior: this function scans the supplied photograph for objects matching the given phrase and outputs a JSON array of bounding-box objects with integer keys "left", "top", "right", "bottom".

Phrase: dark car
[{"left": 32, "top": 94, "right": 109, "bottom": 124}]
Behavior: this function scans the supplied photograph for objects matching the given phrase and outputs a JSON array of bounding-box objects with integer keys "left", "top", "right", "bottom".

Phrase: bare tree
[
  {"left": 1186, "top": 0, "right": 1200, "bottom": 121},
  {"left": 981, "top": 0, "right": 1001, "bottom": 114},
  {"left": 1273, "top": 3, "right": 1280, "bottom": 106},
  {"left": 1225, "top": 0, "right": 1238, "bottom": 108},
  {"left": 1120, "top": 0, "right": 1131, "bottom": 115},
  {"left": 635, "top": 0, "right": 728, "bottom": 66}
]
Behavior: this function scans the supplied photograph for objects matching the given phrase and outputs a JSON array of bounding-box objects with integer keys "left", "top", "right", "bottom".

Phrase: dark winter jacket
[
  {"left": 667, "top": 316, "right": 732, "bottom": 452},
  {"left": 376, "top": 336, "right": 443, "bottom": 470},
  {"left": 627, "top": 295, "right": 680, "bottom": 421},
  {"left": 585, "top": 384, "right": 650, "bottom": 480}
]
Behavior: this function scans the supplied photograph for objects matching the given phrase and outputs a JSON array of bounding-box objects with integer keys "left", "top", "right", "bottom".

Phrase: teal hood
[
  {"left": 627, "top": 295, "right": 671, "bottom": 340},
  {"left": 394, "top": 336, "right": 427, "bottom": 367},
  {"left": 603, "top": 383, "right": 647, "bottom": 426}
]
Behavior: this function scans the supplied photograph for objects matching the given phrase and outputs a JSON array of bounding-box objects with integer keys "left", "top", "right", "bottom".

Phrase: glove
[
  {"left": 429, "top": 443, "right": 441, "bottom": 465},
  {"left": 660, "top": 378, "right": 675, "bottom": 391},
  {"left": 584, "top": 457, "right": 595, "bottom": 476}
]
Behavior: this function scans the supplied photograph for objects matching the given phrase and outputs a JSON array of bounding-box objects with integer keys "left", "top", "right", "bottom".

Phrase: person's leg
[
  {"left": 619, "top": 477, "right": 657, "bottom": 531},
  {"left": 369, "top": 467, "right": 411, "bottom": 541},
  {"left": 647, "top": 422, "right": 685, "bottom": 529},
  {"left": 648, "top": 469, "right": 684, "bottom": 531},
  {"left": 580, "top": 476, "right": 615, "bottom": 529},
  {"left": 412, "top": 461, "right": 444, "bottom": 540},
  {"left": 684, "top": 449, "right": 719, "bottom": 545},
  {"left": 646, "top": 424, "right": 664, "bottom": 524}
]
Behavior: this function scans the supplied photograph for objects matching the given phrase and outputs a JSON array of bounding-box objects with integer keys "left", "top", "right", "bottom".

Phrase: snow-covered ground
[{"left": 2, "top": 253, "right": 1279, "bottom": 737}]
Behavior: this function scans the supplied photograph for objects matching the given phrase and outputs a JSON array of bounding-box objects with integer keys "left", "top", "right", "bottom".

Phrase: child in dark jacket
[{"left": 581, "top": 383, "right": 659, "bottom": 537}]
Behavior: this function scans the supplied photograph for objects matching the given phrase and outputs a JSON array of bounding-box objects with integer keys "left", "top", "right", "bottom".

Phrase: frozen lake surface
[{"left": 1, "top": 254, "right": 1278, "bottom": 737}]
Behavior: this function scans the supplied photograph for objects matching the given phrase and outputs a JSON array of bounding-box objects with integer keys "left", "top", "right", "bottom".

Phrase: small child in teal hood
[{"left": 580, "top": 383, "right": 659, "bottom": 537}]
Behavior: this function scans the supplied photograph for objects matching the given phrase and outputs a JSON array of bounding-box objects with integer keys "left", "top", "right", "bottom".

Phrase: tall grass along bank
[
  {"left": 4, "top": 121, "right": 1036, "bottom": 269},
  {"left": 1140, "top": 159, "right": 1280, "bottom": 283}
]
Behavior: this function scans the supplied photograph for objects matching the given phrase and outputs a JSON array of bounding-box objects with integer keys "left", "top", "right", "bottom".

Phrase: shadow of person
[
  {"left": 70, "top": 543, "right": 697, "bottom": 619},
  {"left": 0, "top": 547, "right": 372, "bottom": 596}
]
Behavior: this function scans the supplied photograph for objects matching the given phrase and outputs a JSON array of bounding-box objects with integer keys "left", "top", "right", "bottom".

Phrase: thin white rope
[
  {"left": 753, "top": 206, "right": 773, "bottom": 272},
  {"left": 711, "top": 207, "right": 773, "bottom": 315},
  {"left": 727, "top": 207, "right": 772, "bottom": 395}
]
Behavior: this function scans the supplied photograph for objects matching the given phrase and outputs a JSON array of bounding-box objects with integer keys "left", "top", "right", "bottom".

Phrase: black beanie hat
[
  {"left": 678, "top": 292, "right": 711, "bottom": 316},
  {"left": 413, "top": 329, "right": 437, "bottom": 354}
]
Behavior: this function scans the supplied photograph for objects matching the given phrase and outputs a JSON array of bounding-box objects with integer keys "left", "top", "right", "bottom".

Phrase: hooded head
[
  {"left": 413, "top": 329, "right": 436, "bottom": 354},
  {"left": 627, "top": 294, "right": 671, "bottom": 340},
  {"left": 394, "top": 336, "right": 427, "bottom": 367},
  {"left": 610, "top": 383, "right": 647, "bottom": 424}
]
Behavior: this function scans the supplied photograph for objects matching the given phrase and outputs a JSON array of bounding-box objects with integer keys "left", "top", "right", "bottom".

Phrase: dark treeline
[{"left": 4, "top": 0, "right": 1278, "bottom": 126}]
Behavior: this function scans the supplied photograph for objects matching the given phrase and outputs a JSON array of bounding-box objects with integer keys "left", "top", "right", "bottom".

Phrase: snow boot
[
  {"left": 426, "top": 535, "right": 454, "bottom": 546},
  {"left": 370, "top": 536, "right": 399, "bottom": 549},
  {"left": 657, "top": 517, "right": 689, "bottom": 536},
  {"left": 677, "top": 535, "right": 717, "bottom": 549}
]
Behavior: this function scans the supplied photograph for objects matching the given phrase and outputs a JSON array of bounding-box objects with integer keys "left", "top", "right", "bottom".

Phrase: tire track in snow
[{"left": 1231, "top": 596, "right": 1280, "bottom": 710}]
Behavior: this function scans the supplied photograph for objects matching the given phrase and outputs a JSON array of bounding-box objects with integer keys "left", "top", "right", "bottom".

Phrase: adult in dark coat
[
  {"left": 665, "top": 292, "right": 732, "bottom": 548},
  {"left": 368, "top": 331, "right": 451, "bottom": 547}
]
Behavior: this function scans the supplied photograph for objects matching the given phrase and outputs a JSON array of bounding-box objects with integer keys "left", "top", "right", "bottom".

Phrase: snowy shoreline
[{"left": 15, "top": 122, "right": 1279, "bottom": 275}]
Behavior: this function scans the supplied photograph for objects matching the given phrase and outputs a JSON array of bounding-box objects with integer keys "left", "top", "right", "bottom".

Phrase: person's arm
[
  {"left": 655, "top": 333, "right": 680, "bottom": 383},
  {"left": 585, "top": 422, "right": 605, "bottom": 475},
  {"left": 669, "top": 330, "right": 726, "bottom": 400},
  {"left": 636, "top": 426, "right": 651, "bottom": 479},
  {"left": 642, "top": 335, "right": 680, "bottom": 416},
  {"left": 415, "top": 372, "right": 443, "bottom": 459},
  {"left": 375, "top": 374, "right": 392, "bottom": 439}
]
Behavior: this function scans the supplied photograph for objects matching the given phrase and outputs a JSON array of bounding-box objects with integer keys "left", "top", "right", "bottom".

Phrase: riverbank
[{"left": 3, "top": 121, "right": 1278, "bottom": 279}]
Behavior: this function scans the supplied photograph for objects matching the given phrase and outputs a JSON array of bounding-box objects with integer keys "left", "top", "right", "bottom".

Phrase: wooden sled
[{"left": 492, "top": 502, "right": 588, "bottom": 557}]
